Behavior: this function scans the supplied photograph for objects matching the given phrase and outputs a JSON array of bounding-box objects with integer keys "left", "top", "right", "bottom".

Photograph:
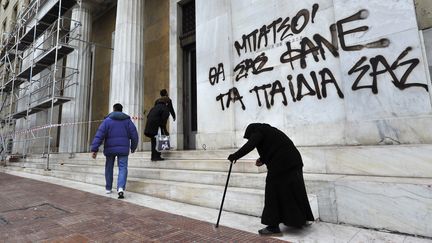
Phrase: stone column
[
  {"left": 110, "top": 0, "right": 145, "bottom": 150},
  {"left": 59, "top": 3, "right": 92, "bottom": 153}
]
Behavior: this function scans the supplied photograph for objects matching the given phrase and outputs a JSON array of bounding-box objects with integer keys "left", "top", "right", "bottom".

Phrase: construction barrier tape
[{"left": 1, "top": 116, "right": 145, "bottom": 137}]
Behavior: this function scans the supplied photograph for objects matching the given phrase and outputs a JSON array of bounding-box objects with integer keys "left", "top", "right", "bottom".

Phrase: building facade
[
  {"left": 1, "top": 0, "right": 431, "bottom": 237},
  {"left": 196, "top": 0, "right": 432, "bottom": 149},
  {"left": 0, "top": 0, "right": 431, "bottom": 153}
]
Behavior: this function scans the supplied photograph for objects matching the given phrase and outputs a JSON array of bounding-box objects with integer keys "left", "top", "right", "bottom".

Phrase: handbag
[{"left": 155, "top": 128, "right": 170, "bottom": 151}]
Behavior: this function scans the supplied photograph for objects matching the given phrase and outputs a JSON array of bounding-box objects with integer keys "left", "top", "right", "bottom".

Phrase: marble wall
[
  {"left": 195, "top": 0, "right": 432, "bottom": 148},
  {"left": 90, "top": 7, "right": 116, "bottom": 139},
  {"left": 143, "top": 0, "right": 170, "bottom": 142},
  {"left": 415, "top": 0, "right": 432, "bottom": 30}
]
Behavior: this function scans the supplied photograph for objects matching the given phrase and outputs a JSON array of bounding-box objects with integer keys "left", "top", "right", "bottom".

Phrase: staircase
[
  {"left": 2, "top": 145, "right": 432, "bottom": 238},
  {"left": 1, "top": 150, "right": 319, "bottom": 220}
]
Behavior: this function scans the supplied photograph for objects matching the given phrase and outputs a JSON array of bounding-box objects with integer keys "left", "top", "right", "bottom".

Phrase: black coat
[
  {"left": 144, "top": 101, "right": 170, "bottom": 137},
  {"left": 231, "top": 123, "right": 303, "bottom": 180},
  {"left": 154, "top": 96, "right": 176, "bottom": 121},
  {"left": 230, "top": 123, "right": 314, "bottom": 227}
]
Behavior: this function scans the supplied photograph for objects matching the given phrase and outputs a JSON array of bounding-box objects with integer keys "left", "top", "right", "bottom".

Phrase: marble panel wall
[{"left": 196, "top": 0, "right": 432, "bottom": 148}]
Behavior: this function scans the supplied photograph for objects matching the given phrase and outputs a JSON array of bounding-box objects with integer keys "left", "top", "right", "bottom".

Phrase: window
[
  {"left": 179, "top": 0, "right": 196, "bottom": 47},
  {"left": 181, "top": 1, "right": 195, "bottom": 36},
  {"left": 22, "top": 0, "right": 30, "bottom": 9},
  {"left": 2, "top": 0, "right": 9, "bottom": 9},
  {"left": 2, "top": 19, "right": 6, "bottom": 33},
  {"left": 8, "top": 3, "right": 18, "bottom": 32},
  {"left": 12, "top": 3, "right": 17, "bottom": 20}
]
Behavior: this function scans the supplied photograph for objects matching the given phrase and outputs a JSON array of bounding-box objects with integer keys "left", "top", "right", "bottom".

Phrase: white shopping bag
[{"left": 155, "top": 128, "right": 170, "bottom": 151}]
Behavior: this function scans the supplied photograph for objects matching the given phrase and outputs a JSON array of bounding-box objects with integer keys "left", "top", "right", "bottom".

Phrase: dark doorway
[
  {"left": 180, "top": 0, "right": 196, "bottom": 150},
  {"left": 182, "top": 45, "right": 196, "bottom": 149}
]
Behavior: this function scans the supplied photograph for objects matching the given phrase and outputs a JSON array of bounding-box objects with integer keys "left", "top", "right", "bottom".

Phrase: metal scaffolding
[{"left": 0, "top": 0, "right": 81, "bottom": 169}]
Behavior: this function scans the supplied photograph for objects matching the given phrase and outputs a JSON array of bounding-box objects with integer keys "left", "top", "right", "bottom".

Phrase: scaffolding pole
[{"left": 0, "top": 0, "right": 82, "bottom": 165}]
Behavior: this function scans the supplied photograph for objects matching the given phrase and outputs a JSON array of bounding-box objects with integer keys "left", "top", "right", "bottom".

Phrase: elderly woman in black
[
  {"left": 144, "top": 99, "right": 170, "bottom": 161},
  {"left": 228, "top": 123, "right": 314, "bottom": 236}
]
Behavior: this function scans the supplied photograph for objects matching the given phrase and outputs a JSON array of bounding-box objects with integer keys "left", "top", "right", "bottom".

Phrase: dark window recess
[
  {"left": 190, "top": 48, "right": 197, "bottom": 131},
  {"left": 2, "top": 0, "right": 9, "bottom": 9},
  {"left": 180, "top": 1, "right": 195, "bottom": 41},
  {"left": 2, "top": 19, "right": 6, "bottom": 33}
]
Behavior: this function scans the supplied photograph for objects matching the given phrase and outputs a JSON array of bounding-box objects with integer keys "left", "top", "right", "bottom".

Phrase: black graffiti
[
  {"left": 234, "top": 4, "right": 319, "bottom": 57},
  {"left": 250, "top": 83, "right": 272, "bottom": 108},
  {"left": 249, "top": 80, "right": 288, "bottom": 109},
  {"left": 349, "top": 47, "right": 427, "bottom": 93},
  {"left": 280, "top": 32, "right": 339, "bottom": 69},
  {"left": 209, "top": 63, "right": 225, "bottom": 85},
  {"left": 270, "top": 80, "right": 288, "bottom": 106},
  {"left": 320, "top": 68, "right": 344, "bottom": 98},
  {"left": 281, "top": 9, "right": 391, "bottom": 70},
  {"left": 216, "top": 87, "right": 246, "bottom": 110},
  {"left": 233, "top": 52, "right": 274, "bottom": 81},
  {"left": 289, "top": 68, "right": 344, "bottom": 101},
  {"left": 295, "top": 74, "right": 317, "bottom": 101},
  {"left": 336, "top": 10, "right": 390, "bottom": 51},
  {"left": 311, "top": 3, "right": 319, "bottom": 23},
  {"left": 248, "top": 68, "right": 343, "bottom": 109},
  {"left": 211, "top": 6, "right": 427, "bottom": 112}
]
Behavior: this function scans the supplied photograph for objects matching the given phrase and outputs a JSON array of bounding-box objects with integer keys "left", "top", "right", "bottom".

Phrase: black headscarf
[{"left": 244, "top": 123, "right": 271, "bottom": 139}]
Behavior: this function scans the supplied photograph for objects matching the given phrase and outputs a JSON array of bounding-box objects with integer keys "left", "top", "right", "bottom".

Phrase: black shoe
[
  {"left": 258, "top": 226, "right": 282, "bottom": 236},
  {"left": 118, "top": 191, "right": 124, "bottom": 199},
  {"left": 151, "top": 157, "right": 165, "bottom": 161}
]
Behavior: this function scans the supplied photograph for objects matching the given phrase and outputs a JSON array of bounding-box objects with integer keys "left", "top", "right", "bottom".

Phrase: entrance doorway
[
  {"left": 180, "top": 0, "right": 196, "bottom": 150},
  {"left": 182, "top": 45, "right": 196, "bottom": 149}
]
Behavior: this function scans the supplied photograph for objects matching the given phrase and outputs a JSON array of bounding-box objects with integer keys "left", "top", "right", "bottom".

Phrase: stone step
[
  {"left": 5, "top": 170, "right": 429, "bottom": 243},
  {"left": 0, "top": 165, "right": 319, "bottom": 219},
  {"left": 8, "top": 144, "right": 432, "bottom": 238},
  {"left": 27, "top": 149, "right": 240, "bottom": 160},
  {"left": 20, "top": 158, "right": 266, "bottom": 173},
  {"left": 24, "top": 144, "right": 432, "bottom": 178},
  {"left": 3, "top": 162, "right": 431, "bottom": 238},
  {"left": 10, "top": 161, "right": 267, "bottom": 189}
]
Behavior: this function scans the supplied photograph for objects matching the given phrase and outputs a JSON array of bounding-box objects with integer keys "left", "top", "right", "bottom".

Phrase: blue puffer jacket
[{"left": 91, "top": 112, "right": 139, "bottom": 156}]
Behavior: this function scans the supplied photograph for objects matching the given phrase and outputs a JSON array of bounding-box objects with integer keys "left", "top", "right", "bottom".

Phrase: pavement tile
[{"left": 0, "top": 172, "right": 285, "bottom": 242}]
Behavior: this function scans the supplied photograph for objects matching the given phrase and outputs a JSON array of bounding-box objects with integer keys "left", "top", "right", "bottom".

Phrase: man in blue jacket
[{"left": 91, "top": 103, "right": 139, "bottom": 199}]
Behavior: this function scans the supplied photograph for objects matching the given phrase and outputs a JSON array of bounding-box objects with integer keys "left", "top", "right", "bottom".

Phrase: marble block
[
  {"left": 300, "top": 144, "right": 432, "bottom": 178},
  {"left": 335, "top": 176, "right": 432, "bottom": 237}
]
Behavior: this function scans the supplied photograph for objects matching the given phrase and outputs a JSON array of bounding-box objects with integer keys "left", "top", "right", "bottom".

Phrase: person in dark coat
[
  {"left": 158, "top": 89, "right": 176, "bottom": 122},
  {"left": 144, "top": 98, "right": 170, "bottom": 161},
  {"left": 91, "top": 103, "right": 139, "bottom": 199},
  {"left": 227, "top": 123, "right": 314, "bottom": 236}
]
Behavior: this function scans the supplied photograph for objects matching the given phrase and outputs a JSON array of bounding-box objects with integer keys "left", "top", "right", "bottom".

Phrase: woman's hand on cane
[
  {"left": 255, "top": 158, "right": 264, "bottom": 167},
  {"left": 227, "top": 154, "right": 237, "bottom": 164}
]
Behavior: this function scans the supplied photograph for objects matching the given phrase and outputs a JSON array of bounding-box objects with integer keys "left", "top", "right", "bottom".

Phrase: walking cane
[{"left": 215, "top": 160, "right": 235, "bottom": 228}]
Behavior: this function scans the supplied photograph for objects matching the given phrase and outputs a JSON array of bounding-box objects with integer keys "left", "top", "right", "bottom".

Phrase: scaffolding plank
[
  {"left": 11, "top": 110, "right": 28, "bottom": 119},
  {"left": 12, "top": 97, "right": 71, "bottom": 119},
  {"left": 17, "top": 44, "right": 74, "bottom": 80},
  {"left": 0, "top": 78, "right": 27, "bottom": 93},
  {"left": 0, "top": 51, "right": 16, "bottom": 63},
  {"left": 0, "top": 42, "right": 23, "bottom": 60},
  {"left": 19, "top": 0, "right": 77, "bottom": 46},
  {"left": 34, "top": 97, "right": 71, "bottom": 110},
  {"left": 1, "top": 40, "right": 14, "bottom": 50},
  {"left": 19, "top": 24, "right": 46, "bottom": 45}
]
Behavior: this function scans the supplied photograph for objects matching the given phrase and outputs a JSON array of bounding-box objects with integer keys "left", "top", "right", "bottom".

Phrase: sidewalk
[
  {"left": 0, "top": 172, "right": 281, "bottom": 242},
  {"left": 1, "top": 171, "right": 431, "bottom": 243}
]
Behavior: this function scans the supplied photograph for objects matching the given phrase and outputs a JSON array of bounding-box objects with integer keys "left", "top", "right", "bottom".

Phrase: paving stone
[{"left": 0, "top": 172, "right": 284, "bottom": 242}]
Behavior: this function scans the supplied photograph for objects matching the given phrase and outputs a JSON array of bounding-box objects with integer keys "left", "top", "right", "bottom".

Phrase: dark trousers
[
  {"left": 161, "top": 125, "right": 169, "bottom": 136},
  {"left": 149, "top": 136, "right": 161, "bottom": 159}
]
